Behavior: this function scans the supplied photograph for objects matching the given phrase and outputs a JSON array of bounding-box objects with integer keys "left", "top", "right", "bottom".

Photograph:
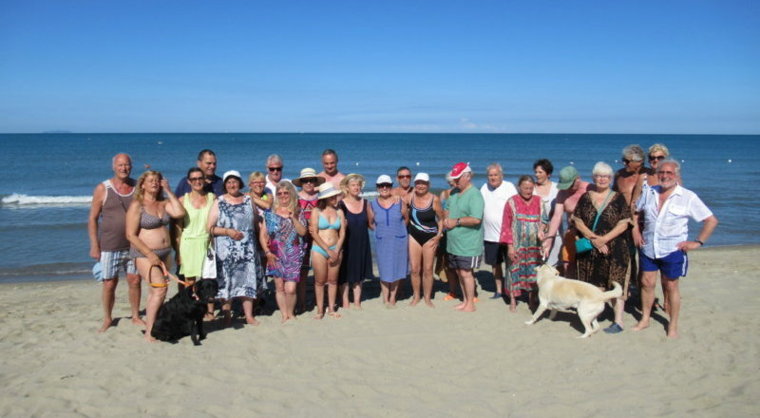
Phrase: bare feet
[
  {"left": 409, "top": 297, "right": 420, "bottom": 307},
  {"left": 453, "top": 302, "right": 464, "bottom": 310},
  {"left": 131, "top": 316, "right": 147, "bottom": 327},
  {"left": 353, "top": 303, "right": 362, "bottom": 310},
  {"left": 246, "top": 316, "right": 261, "bottom": 326},
  {"left": 203, "top": 313, "right": 215, "bottom": 322},
  {"left": 327, "top": 311, "right": 342, "bottom": 319},
  {"left": 424, "top": 300, "right": 435, "bottom": 308},
  {"left": 144, "top": 334, "right": 157, "bottom": 343},
  {"left": 667, "top": 331, "right": 679, "bottom": 339},
  {"left": 631, "top": 320, "right": 650, "bottom": 331},
  {"left": 313, "top": 311, "right": 324, "bottom": 320},
  {"left": 509, "top": 303, "right": 517, "bottom": 313},
  {"left": 98, "top": 319, "right": 114, "bottom": 333},
  {"left": 457, "top": 303, "right": 476, "bottom": 312}
]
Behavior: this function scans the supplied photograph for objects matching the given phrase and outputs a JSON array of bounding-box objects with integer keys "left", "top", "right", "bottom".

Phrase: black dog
[{"left": 151, "top": 279, "right": 219, "bottom": 345}]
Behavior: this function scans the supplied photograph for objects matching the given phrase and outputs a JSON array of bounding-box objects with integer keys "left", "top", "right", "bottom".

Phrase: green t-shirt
[{"left": 446, "top": 185, "right": 485, "bottom": 257}]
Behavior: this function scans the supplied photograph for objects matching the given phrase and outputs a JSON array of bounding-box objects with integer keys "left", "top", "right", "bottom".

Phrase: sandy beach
[{"left": 1, "top": 246, "right": 758, "bottom": 417}]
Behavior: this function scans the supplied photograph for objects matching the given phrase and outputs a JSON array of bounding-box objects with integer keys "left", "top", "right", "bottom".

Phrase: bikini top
[
  {"left": 318, "top": 213, "right": 341, "bottom": 230},
  {"left": 140, "top": 207, "right": 170, "bottom": 230}
]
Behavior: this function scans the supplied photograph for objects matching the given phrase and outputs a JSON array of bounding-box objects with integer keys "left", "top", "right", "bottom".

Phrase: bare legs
[
  {"left": 312, "top": 251, "right": 341, "bottom": 319},
  {"left": 633, "top": 270, "right": 680, "bottom": 338},
  {"left": 409, "top": 237, "right": 437, "bottom": 307},
  {"left": 340, "top": 282, "right": 363, "bottom": 309},
  {"left": 380, "top": 280, "right": 400, "bottom": 306},
  {"left": 454, "top": 268, "right": 476, "bottom": 312},
  {"left": 274, "top": 278, "right": 297, "bottom": 323},
  {"left": 220, "top": 297, "right": 259, "bottom": 326},
  {"left": 98, "top": 273, "right": 144, "bottom": 333},
  {"left": 99, "top": 278, "right": 118, "bottom": 332},
  {"left": 136, "top": 259, "right": 167, "bottom": 342}
]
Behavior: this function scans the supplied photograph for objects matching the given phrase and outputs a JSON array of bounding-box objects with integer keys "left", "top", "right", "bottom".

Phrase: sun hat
[
  {"left": 414, "top": 172, "right": 430, "bottom": 183},
  {"left": 375, "top": 174, "right": 393, "bottom": 186},
  {"left": 222, "top": 170, "right": 243, "bottom": 184},
  {"left": 317, "top": 182, "right": 342, "bottom": 200},
  {"left": 449, "top": 162, "right": 472, "bottom": 179},
  {"left": 557, "top": 166, "right": 580, "bottom": 190},
  {"left": 292, "top": 167, "right": 326, "bottom": 187}
]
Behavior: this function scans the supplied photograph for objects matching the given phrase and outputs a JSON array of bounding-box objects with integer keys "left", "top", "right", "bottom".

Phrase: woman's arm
[
  {"left": 162, "top": 179, "right": 185, "bottom": 219},
  {"left": 366, "top": 199, "right": 375, "bottom": 230}
]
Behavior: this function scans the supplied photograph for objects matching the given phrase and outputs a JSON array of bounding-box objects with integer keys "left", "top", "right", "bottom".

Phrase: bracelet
[
  {"left": 695, "top": 239, "right": 704, "bottom": 246},
  {"left": 456, "top": 218, "right": 461, "bottom": 227}
]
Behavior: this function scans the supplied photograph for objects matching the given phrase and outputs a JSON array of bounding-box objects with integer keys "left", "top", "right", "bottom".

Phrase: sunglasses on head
[{"left": 268, "top": 167, "right": 283, "bottom": 172}]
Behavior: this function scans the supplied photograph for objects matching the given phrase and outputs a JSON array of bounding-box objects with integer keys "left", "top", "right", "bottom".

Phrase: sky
[{"left": 1, "top": 0, "right": 759, "bottom": 134}]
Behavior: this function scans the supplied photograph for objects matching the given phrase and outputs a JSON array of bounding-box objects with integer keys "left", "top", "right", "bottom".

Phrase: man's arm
[
  {"left": 677, "top": 215, "right": 718, "bottom": 252},
  {"left": 87, "top": 183, "right": 106, "bottom": 260}
]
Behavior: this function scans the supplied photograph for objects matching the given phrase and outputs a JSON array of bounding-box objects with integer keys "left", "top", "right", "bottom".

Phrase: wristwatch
[{"left": 456, "top": 218, "right": 461, "bottom": 227}]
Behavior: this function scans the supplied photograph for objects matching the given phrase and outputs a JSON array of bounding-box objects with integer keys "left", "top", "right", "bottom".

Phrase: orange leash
[{"left": 148, "top": 261, "right": 193, "bottom": 288}]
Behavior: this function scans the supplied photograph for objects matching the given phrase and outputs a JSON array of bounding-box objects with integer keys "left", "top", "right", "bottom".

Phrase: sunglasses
[
  {"left": 188, "top": 177, "right": 204, "bottom": 182},
  {"left": 377, "top": 183, "right": 392, "bottom": 188},
  {"left": 268, "top": 167, "right": 283, "bottom": 172},
  {"left": 622, "top": 158, "right": 641, "bottom": 164},
  {"left": 649, "top": 155, "right": 665, "bottom": 161},
  {"left": 302, "top": 178, "right": 319, "bottom": 184},
  {"left": 397, "top": 174, "right": 411, "bottom": 179}
]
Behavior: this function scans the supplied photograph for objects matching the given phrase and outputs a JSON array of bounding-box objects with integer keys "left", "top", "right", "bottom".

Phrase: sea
[{"left": 1, "top": 133, "right": 757, "bottom": 283}]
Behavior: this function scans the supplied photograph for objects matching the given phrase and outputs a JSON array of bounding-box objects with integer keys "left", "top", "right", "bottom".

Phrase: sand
[{"left": 1, "top": 246, "right": 758, "bottom": 417}]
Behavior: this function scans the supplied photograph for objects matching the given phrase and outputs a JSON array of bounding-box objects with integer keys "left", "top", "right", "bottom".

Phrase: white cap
[
  {"left": 376, "top": 174, "right": 393, "bottom": 185},
  {"left": 414, "top": 172, "right": 430, "bottom": 183},
  {"left": 222, "top": 170, "right": 243, "bottom": 183}
]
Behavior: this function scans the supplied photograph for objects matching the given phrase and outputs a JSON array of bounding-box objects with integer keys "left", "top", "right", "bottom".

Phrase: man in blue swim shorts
[{"left": 632, "top": 159, "right": 718, "bottom": 338}]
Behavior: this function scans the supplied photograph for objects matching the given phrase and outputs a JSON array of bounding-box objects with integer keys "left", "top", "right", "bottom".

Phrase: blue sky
[{"left": 1, "top": 0, "right": 758, "bottom": 133}]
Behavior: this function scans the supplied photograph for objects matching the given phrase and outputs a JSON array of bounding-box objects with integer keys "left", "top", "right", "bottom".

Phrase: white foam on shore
[{"left": 0, "top": 193, "right": 92, "bottom": 207}]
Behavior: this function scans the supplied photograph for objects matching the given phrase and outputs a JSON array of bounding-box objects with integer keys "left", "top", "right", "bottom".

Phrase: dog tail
[{"left": 598, "top": 282, "right": 623, "bottom": 302}]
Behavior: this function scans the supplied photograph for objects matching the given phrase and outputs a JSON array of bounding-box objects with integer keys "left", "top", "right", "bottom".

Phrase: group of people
[{"left": 89, "top": 143, "right": 716, "bottom": 342}]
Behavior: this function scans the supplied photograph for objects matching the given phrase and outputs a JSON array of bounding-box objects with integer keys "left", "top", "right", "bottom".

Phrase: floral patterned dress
[
  {"left": 500, "top": 194, "right": 546, "bottom": 296},
  {"left": 264, "top": 210, "right": 307, "bottom": 282},
  {"left": 214, "top": 195, "right": 265, "bottom": 299}
]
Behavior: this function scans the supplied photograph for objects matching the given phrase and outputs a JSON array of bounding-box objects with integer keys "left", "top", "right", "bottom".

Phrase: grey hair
[
  {"left": 592, "top": 161, "right": 614, "bottom": 177},
  {"left": 112, "top": 153, "right": 132, "bottom": 166},
  {"left": 485, "top": 162, "right": 503, "bottom": 175},
  {"left": 266, "top": 154, "right": 283, "bottom": 166},
  {"left": 622, "top": 144, "right": 645, "bottom": 162},
  {"left": 657, "top": 159, "right": 681, "bottom": 175}
]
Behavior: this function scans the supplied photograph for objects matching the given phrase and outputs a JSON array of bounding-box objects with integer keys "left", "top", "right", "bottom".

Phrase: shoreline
[{"left": 1, "top": 246, "right": 758, "bottom": 416}]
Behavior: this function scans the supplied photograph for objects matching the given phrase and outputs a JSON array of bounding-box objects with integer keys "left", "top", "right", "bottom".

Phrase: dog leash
[{"left": 148, "top": 261, "right": 193, "bottom": 288}]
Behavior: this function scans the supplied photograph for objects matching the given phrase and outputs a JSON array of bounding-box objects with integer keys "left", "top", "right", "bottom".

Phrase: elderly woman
[
  {"left": 126, "top": 171, "right": 185, "bottom": 342},
  {"left": 207, "top": 170, "right": 265, "bottom": 326},
  {"left": 500, "top": 175, "right": 546, "bottom": 312},
  {"left": 338, "top": 173, "right": 374, "bottom": 310},
  {"left": 310, "top": 183, "right": 346, "bottom": 319},
  {"left": 533, "top": 159, "right": 562, "bottom": 266},
  {"left": 406, "top": 172, "right": 444, "bottom": 307},
  {"left": 260, "top": 181, "right": 307, "bottom": 323},
  {"left": 369, "top": 174, "right": 408, "bottom": 306},
  {"left": 645, "top": 143, "right": 670, "bottom": 186},
  {"left": 293, "top": 168, "right": 325, "bottom": 312},
  {"left": 572, "top": 162, "right": 632, "bottom": 333}
]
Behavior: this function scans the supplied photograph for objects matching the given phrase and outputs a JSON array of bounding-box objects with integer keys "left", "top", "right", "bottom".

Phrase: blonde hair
[
  {"left": 274, "top": 181, "right": 299, "bottom": 215},
  {"left": 648, "top": 143, "right": 670, "bottom": 157},
  {"left": 340, "top": 173, "right": 365, "bottom": 194},
  {"left": 248, "top": 171, "right": 266, "bottom": 183},
  {"left": 135, "top": 170, "right": 164, "bottom": 203}
]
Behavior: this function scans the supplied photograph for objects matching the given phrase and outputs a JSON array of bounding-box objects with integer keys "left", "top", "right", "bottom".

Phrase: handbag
[
  {"left": 575, "top": 191, "right": 613, "bottom": 254},
  {"left": 201, "top": 241, "right": 217, "bottom": 279}
]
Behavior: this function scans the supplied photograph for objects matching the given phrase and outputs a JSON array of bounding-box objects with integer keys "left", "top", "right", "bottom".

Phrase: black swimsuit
[{"left": 408, "top": 197, "right": 438, "bottom": 245}]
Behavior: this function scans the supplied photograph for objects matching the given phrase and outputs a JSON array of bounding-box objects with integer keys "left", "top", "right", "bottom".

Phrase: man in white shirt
[
  {"left": 265, "top": 154, "right": 291, "bottom": 195},
  {"left": 632, "top": 159, "right": 717, "bottom": 338},
  {"left": 480, "top": 163, "right": 517, "bottom": 299}
]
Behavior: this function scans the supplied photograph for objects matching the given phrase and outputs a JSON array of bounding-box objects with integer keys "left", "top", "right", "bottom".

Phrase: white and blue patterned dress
[{"left": 214, "top": 195, "right": 265, "bottom": 299}]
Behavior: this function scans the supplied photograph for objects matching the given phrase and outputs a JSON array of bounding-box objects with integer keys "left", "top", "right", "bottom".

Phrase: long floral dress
[
  {"left": 264, "top": 210, "right": 307, "bottom": 282},
  {"left": 214, "top": 195, "right": 265, "bottom": 299},
  {"left": 573, "top": 191, "right": 631, "bottom": 289},
  {"left": 500, "top": 194, "right": 546, "bottom": 296}
]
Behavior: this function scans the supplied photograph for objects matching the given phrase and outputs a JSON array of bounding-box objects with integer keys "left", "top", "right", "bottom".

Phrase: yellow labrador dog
[{"left": 526, "top": 264, "right": 622, "bottom": 338}]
